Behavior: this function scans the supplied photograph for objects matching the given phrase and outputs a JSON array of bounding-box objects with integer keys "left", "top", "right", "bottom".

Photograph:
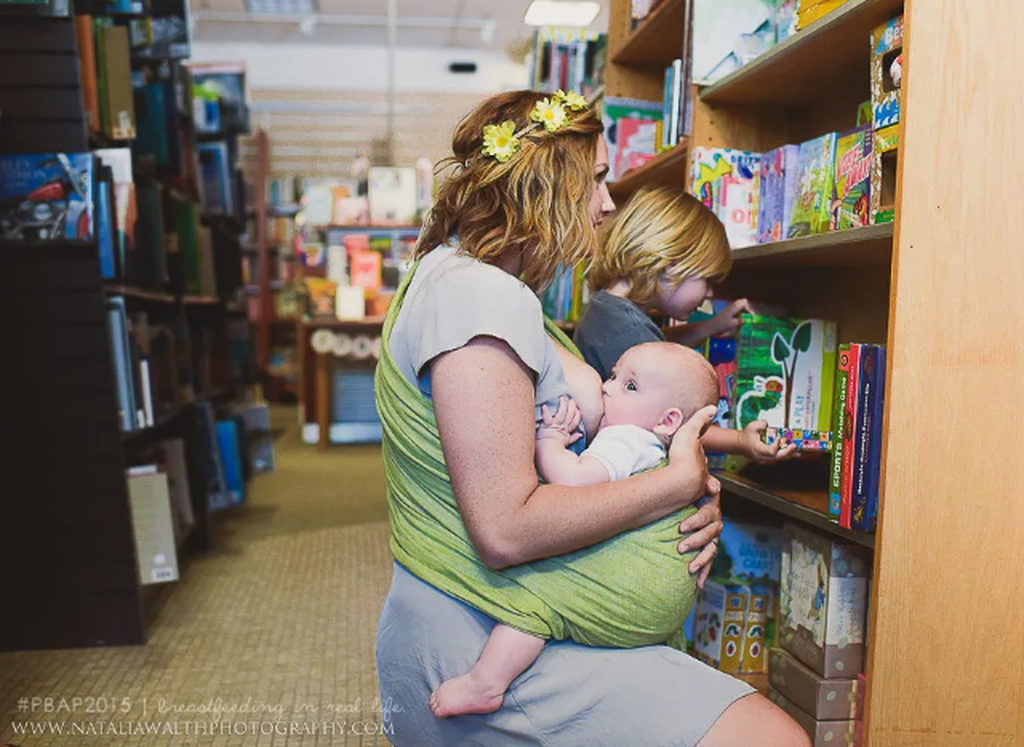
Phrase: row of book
[
  {"left": 127, "top": 401, "right": 276, "bottom": 586},
  {"left": 540, "top": 264, "right": 589, "bottom": 324},
  {"left": 107, "top": 297, "right": 253, "bottom": 432},
  {"left": 828, "top": 343, "right": 886, "bottom": 532},
  {"left": 530, "top": 28, "right": 606, "bottom": 103}
]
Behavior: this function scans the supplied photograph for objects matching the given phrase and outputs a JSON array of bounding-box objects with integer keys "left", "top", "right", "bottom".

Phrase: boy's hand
[
  {"left": 708, "top": 298, "right": 754, "bottom": 337},
  {"left": 537, "top": 396, "right": 583, "bottom": 448},
  {"left": 740, "top": 420, "right": 799, "bottom": 463}
]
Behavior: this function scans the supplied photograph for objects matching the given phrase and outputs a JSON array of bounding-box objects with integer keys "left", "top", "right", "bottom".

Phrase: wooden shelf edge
[
  {"left": 104, "top": 284, "right": 176, "bottom": 304},
  {"left": 611, "top": 0, "right": 686, "bottom": 67},
  {"left": 699, "top": 0, "right": 903, "bottom": 105},
  {"left": 717, "top": 473, "right": 875, "bottom": 549},
  {"left": 730, "top": 223, "right": 894, "bottom": 265},
  {"left": 608, "top": 143, "right": 689, "bottom": 201},
  {"left": 302, "top": 316, "right": 386, "bottom": 329},
  {"left": 182, "top": 295, "right": 221, "bottom": 306}
]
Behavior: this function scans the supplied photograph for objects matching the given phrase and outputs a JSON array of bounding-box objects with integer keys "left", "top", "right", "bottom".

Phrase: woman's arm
[{"left": 431, "top": 336, "right": 715, "bottom": 570}]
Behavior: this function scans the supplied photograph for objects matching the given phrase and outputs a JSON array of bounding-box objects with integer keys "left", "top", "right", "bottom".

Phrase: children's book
[
  {"left": 690, "top": 147, "right": 761, "bottom": 248},
  {"left": 0, "top": 153, "right": 94, "bottom": 241},
  {"left": 839, "top": 343, "right": 862, "bottom": 528},
  {"left": 757, "top": 145, "right": 799, "bottom": 244},
  {"left": 733, "top": 314, "right": 838, "bottom": 433},
  {"left": 831, "top": 126, "right": 873, "bottom": 231},
  {"left": 828, "top": 344, "right": 851, "bottom": 522},
  {"left": 602, "top": 97, "right": 663, "bottom": 182},
  {"left": 368, "top": 167, "right": 417, "bottom": 225},
  {"left": 851, "top": 345, "right": 883, "bottom": 531},
  {"left": 788, "top": 133, "right": 837, "bottom": 237}
]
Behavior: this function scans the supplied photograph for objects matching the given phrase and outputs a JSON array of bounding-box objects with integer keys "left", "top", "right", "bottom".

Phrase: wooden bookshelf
[
  {"left": 730, "top": 223, "right": 893, "bottom": 268},
  {"left": 182, "top": 294, "right": 221, "bottom": 306},
  {"left": 611, "top": 0, "right": 686, "bottom": 68},
  {"left": 302, "top": 316, "right": 386, "bottom": 330},
  {"left": 608, "top": 143, "right": 690, "bottom": 202},
  {"left": 700, "top": 0, "right": 904, "bottom": 107},
  {"left": 104, "top": 283, "right": 176, "bottom": 304},
  {"left": 604, "top": 0, "right": 1024, "bottom": 743},
  {"left": 718, "top": 473, "right": 875, "bottom": 549}
]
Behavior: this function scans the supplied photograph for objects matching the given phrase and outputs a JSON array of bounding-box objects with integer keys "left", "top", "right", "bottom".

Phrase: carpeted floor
[{"left": 0, "top": 408, "right": 396, "bottom": 746}]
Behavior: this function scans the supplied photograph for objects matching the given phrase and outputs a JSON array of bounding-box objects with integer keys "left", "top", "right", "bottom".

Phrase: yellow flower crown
[{"left": 481, "top": 90, "right": 590, "bottom": 163}]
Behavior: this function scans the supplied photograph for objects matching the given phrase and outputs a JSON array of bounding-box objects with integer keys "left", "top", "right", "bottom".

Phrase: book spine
[
  {"left": 76, "top": 16, "right": 100, "bottom": 132},
  {"left": 839, "top": 343, "right": 861, "bottom": 528},
  {"left": 661, "top": 65, "right": 673, "bottom": 151},
  {"left": 851, "top": 345, "right": 879, "bottom": 530},
  {"left": 828, "top": 343, "right": 850, "bottom": 522},
  {"left": 866, "top": 346, "right": 887, "bottom": 530},
  {"left": 669, "top": 58, "right": 683, "bottom": 148}
]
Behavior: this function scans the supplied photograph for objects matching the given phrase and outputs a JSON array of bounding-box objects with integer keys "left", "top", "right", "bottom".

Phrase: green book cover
[
  {"left": 829, "top": 344, "right": 851, "bottom": 521},
  {"left": 734, "top": 314, "right": 838, "bottom": 433},
  {"left": 93, "top": 18, "right": 109, "bottom": 135},
  {"left": 788, "top": 133, "right": 837, "bottom": 237}
]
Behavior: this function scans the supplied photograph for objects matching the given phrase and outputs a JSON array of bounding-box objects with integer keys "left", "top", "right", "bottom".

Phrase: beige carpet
[{"left": 0, "top": 408, "right": 396, "bottom": 746}]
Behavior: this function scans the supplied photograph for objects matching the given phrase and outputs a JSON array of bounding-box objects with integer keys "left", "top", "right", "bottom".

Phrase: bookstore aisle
[{"left": 0, "top": 408, "right": 395, "bottom": 747}]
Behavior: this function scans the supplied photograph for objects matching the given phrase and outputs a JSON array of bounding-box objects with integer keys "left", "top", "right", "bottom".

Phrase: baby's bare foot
[{"left": 429, "top": 673, "right": 504, "bottom": 718}]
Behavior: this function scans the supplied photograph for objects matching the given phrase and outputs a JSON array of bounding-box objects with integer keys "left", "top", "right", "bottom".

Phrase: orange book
[
  {"left": 75, "top": 15, "right": 100, "bottom": 132},
  {"left": 349, "top": 251, "right": 382, "bottom": 290}
]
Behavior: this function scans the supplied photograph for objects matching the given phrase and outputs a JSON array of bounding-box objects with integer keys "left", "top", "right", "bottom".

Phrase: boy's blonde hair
[
  {"left": 589, "top": 185, "right": 731, "bottom": 306},
  {"left": 417, "top": 90, "right": 603, "bottom": 291}
]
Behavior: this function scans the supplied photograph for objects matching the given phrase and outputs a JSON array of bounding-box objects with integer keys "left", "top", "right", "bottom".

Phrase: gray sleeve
[{"left": 406, "top": 262, "right": 549, "bottom": 380}]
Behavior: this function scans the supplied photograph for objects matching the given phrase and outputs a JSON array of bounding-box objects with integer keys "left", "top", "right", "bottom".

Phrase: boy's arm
[
  {"left": 535, "top": 438, "right": 611, "bottom": 487},
  {"left": 702, "top": 422, "right": 799, "bottom": 463}
]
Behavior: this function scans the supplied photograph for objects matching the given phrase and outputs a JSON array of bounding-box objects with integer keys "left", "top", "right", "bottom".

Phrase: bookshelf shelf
[
  {"left": 608, "top": 142, "right": 689, "bottom": 202},
  {"left": 730, "top": 223, "right": 893, "bottom": 268},
  {"left": 717, "top": 472, "right": 875, "bottom": 549},
  {"left": 182, "top": 295, "right": 220, "bottom": 306},
  {"left": 121, "top": 405, "right": 190, "bottom": 446},
  {"left": 699, "top": 0, "right": 903, "bottom": 106},
  {"left": 611, "top": 0, "right": 686, "bottom": 67},
  {"left": 104, "top": 283, "right": 176, "bottom": 304}
]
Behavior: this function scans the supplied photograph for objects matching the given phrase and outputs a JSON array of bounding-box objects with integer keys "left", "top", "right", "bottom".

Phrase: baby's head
[{"left": 600, "top": 342, "right": 719, "bottom": 444}]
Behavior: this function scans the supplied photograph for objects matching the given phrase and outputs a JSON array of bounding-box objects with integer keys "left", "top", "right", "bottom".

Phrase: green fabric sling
[{"left": 374, "top": 257, "right": 698, "bottom": 649}]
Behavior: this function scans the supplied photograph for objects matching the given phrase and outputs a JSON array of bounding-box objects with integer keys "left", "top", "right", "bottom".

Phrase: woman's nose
[{"left": 601, "top": 184, "right": 616, "bottom": 215}]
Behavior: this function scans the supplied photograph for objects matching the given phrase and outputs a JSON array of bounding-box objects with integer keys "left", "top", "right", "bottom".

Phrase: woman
[{"left": 374, "top": 90, "right": 808, "bottom": 747}]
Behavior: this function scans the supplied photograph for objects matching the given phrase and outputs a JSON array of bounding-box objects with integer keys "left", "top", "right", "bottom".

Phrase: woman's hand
[
  {"left": 739, "top": 420, "right": 800, "bottom": 463},
  {"left": 677, "top": 478, "right": 724, "bottom": 589}
]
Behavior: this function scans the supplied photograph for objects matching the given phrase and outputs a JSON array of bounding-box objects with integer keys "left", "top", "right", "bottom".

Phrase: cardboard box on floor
[
  {"left": 768, "top": 647, "right": 859, "bottom": 720},
  {"left": 779, "top": 522, "right": 870, "bottom": 678},
  {"left": 768, "top": 687, "right": 856, "bottom": 747}
]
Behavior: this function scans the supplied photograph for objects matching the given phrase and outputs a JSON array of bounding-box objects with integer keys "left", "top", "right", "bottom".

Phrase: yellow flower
[
  {"left": 530, "top": 97, "right": 569, "bottom": 132},
  {"left": 482, "top": 120, "right": 520, "bottom": 163},
  {"left": 555, "top": 89, "right": 588, "bottom": 111}
]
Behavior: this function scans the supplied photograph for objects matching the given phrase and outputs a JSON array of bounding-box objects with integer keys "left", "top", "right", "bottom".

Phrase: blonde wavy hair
[
  {"left": 589, "top": 185, "right": 731, "bottom": 306},
  {"left": 416, "top": 90, "right": 603, "bottom": 290}
]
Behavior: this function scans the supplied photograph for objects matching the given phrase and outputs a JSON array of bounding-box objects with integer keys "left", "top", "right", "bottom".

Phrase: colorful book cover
[
  {"left": 602, "top": 96, "right": 662, "bottom": 183},
  {"left": 350, "top": 251, "right": 382, "bottom": 290},
  {"left": 0, "top": 153, "right": 94, "bottom": 241},
  {"left": 831, "top": 126, "right": 873, "bottom": 231},
  {"left": 305, "top": 277, "right": 338, "bottom": 318},
  {"left": 829, "top": 344, "right": 851, "bottom": 521},
  {"left": 764, "top": 427, "right": 832, "bottom": 452},
  {"left": 95, "top": 170, "right": 116, "bottom": 278},
  {"left": 216, "top": 420, "right": 245, "bottom": 506},
  {"left": 95, "top": 148, "right": 137, "bottom": 274},
  {"left": 757, "top": 145, "right": 799, "bottom": 244},
  {"left": 851, "top": 345, "right": 880, "bottom": 531},
  {"left": 733, "top": 314, "right": 838, "bottom": 432},
  {"left": 866, "top": 346, "right": 887, "bottom": 529},
  {"left": 614, "top": 117, "right": 658, "bottom": 180},
  {"left": 691, "top": 147, "right": 761, "bottom": 249},
  {"left": 788, "top": 133, "right": 837, "bottom": 237},
  {"left": 839, "top": 343, "right": 862, "bottom": 528}
]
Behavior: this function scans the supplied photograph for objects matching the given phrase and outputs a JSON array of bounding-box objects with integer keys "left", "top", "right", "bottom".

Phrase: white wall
[{"left": 190, "top": 41, "right": 528, "bottom": 93}]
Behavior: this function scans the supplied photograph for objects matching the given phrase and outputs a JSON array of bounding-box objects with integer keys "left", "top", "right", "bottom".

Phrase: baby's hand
[
  {"left": 740, "top": 420, "right": 799, "bottom": 463},
  {"left": 538, "top": 396, "right": 583, "bottom": 448}
]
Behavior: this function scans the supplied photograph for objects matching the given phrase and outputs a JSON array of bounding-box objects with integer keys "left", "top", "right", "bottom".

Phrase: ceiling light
[
  {"left": 524, "top": 1, "right": 601, "bottom": 27},
  {"left": 246, "top": 0, "right": 317, "bottom": 14}
]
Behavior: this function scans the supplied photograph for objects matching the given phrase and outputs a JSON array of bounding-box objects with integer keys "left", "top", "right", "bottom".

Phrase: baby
[{"left": 429, "top": 341, "right": 720, "bottom": 718}]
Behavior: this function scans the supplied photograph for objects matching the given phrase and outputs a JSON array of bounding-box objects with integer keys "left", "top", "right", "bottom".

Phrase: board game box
[
  {"left": 831, "top": 126, "right": 873, "bottom": 231},
  {"left": 733, "top": 314, "right": 838, "bottom": 432}
]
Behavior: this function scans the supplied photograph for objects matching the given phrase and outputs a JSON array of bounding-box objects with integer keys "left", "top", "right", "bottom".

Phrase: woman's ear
[{"left": 653, "top": 407, "right": 684, "bottom": 439}]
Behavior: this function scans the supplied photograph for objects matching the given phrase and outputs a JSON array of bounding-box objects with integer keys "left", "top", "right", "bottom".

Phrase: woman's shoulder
[{"left": 429, "top": 250, "right": 540, "bottom": 313}]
